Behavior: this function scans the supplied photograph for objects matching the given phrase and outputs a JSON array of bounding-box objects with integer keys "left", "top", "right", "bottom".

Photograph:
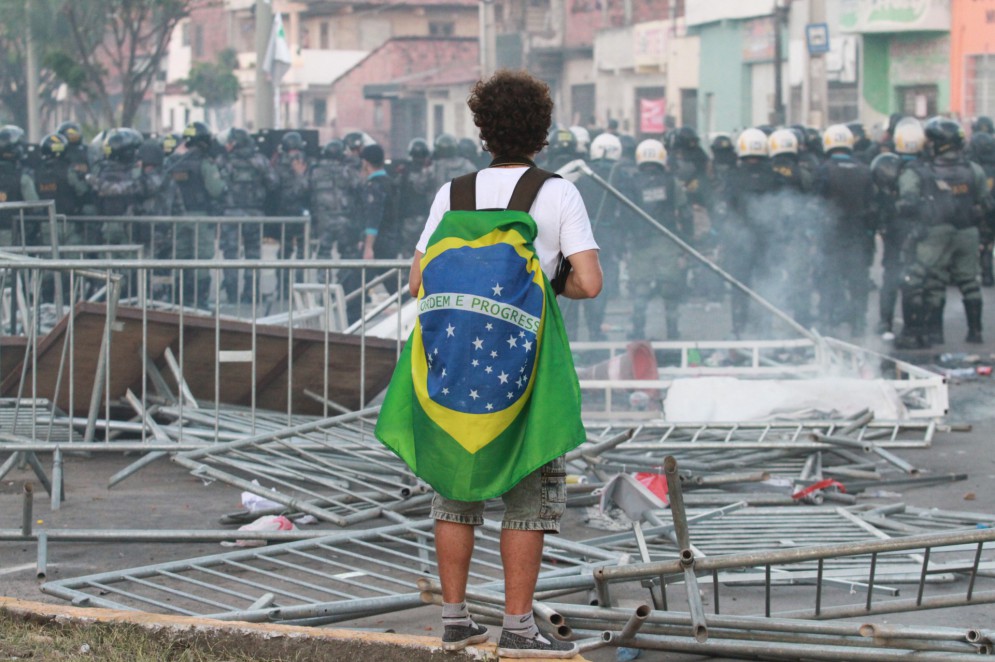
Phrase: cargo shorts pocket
[{"left": 538, "top": 456, "right": 567, "bottom": 523}]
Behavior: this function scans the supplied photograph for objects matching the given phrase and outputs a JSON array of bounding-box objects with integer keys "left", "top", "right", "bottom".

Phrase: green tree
[
  {"left": 185, "top": 48, "right": 239, "bottom": 110},
  {"left": 0, "top": 0, "right": 64, "bottom": 129},
  {"left": 46, "top": 0, "right": 198, "bottom": 127}
]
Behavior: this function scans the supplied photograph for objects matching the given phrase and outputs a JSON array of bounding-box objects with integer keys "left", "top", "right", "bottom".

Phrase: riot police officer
[
  {"left": 768, "top": 128, "right": 815, "bottom": 327},
  {"left": 270, "top": 131, "right": 310, "bottom": 268},
  {"left": 541, "top": 127, "right": 579, "bottom": 172},
  {"left": 90, "top": 128, "right": 145, "bottom": 245},
  {"left": 35, "top": 133, "right": 89, "bottom": 244},
  {"left": 308, "top": 139, "right": 360, "bottom": 266},
  {"left": 0, "top": 126, "right": 39, "bottom": 248},
  {"left": 722, "top": 128, "right": 778, "bottom": 338},
  {"left": 420, "top": 133, "right": 476, "bottom": 195},
  {"left": 969, "top": 131, "right": 995, "bottom": 287},
  {"left": 628, "top": 139, "right": 692, "bottom": 340},
  {"left": 896, "top": 118, "right": 991, "bottom": 346},
  {"left": 168, "top": 121, "right": 225, "bottom": 307},
  {"left": 392, "top": 138, "right": 432, "bottom": 255},
  {"left": 874, "top": 119, "right": 927, "bottom": 340},
  {"left": 218, "top": 127, "right": 278, "bottom": 303},
  {"left": 813, "top": 124, "right": 876, "bottom": 337},
  {"left": 570, "top": 132, "right": 629, "bottom": 340}
]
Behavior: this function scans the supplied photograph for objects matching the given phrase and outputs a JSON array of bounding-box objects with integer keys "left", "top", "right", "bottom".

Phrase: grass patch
[{"left": 0, "top": 610, "right": 311, "bottom": 662}]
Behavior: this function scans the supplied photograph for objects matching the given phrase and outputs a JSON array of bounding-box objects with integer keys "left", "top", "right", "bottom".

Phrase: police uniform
[
  {"left": 628, "top": 161, "right": 691, "bottom": 340},
  {"left": 898, "top": 152, "right": 991, "bottom": 345},
  {"left": 813, "top": 152, "right": 876, "bottom": 335},
  {"left": 167, "top": 144, "right": 225, "bottom": 306},
  {"left": 308, "top": 156, "right": 359, "bottom": 260},
  {"left": 770, "top": 152, "right": 815, "bottom": 327},
  {"left": 722, "top": 157, "right": 778, "bottom": 337},
  {"left": 219, "top": 145, "right": 278, "bottom": 302},
  {"left": 271, "top": 150, "right": 311, "bottom": 259},
  {"left": 0, "top": 160, "right": 39, "bottom": 247}
]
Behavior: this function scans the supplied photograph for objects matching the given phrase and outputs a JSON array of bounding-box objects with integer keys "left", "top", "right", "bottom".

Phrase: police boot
[
  {"left": 223, "top": 275, "right": 238, "bottom": 305},
  {"left": 982, "top": 249, "right": 994, "bottom": 287},
  {"left": 894, "top": 300, "right": 929, "bottom": 350},
  {"left": 666, "top": 312, "right": 680, "bottom": 340},
  {"left": 924, "top": 304, "right": 945, "bottom": 346},
  {"left": 965, "top": 299, "right": 983, "bottom": 344}
]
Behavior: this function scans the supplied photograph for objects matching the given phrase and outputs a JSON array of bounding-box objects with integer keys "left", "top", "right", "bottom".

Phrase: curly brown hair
[{"left": 467, "top": 69, "right": 553, "bottom": 159}]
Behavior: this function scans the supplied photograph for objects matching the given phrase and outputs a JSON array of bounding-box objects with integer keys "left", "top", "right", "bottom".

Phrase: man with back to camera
[{"left": 393, "top": 69, "right": 602, "bottom": 658}]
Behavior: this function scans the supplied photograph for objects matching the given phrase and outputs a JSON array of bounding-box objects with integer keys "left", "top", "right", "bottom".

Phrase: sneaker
[
  {"left": 497, "top": 630, "right": 579, "bottom": 659},
  {"left": 441, "top": 623, "right": 488, "bottom": 652}
]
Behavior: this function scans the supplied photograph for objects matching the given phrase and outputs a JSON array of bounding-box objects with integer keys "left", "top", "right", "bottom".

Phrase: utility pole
[
  {"left": 479, "top": 0, "right": 497, "bottom": 79},
  {"left": 808, "top": 0, "right": 829, "bottom": 127},
  {"left": 24, "top": 0, "right": 40, "bottom": 141},
  {"left": 255, "top": 0, "right": 275, "bottom": 130},
  {"left": 772, "top": 0, "right": 788, "bottom": 126}
]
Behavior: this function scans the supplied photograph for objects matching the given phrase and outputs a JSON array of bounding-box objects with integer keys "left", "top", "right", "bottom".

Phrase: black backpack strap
[
  {"left": 449, "top": 172, "right": 478, "bottom": 211},
  {"left": 507, "top": 167, "right": 560, "bottom": 213}
]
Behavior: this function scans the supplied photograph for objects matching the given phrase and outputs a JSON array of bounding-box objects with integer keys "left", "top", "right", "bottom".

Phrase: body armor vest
[
  {"left": 170, "top": 152, "right": 210, "bottom": 212},
  {"left": 35, "top": 160, "right": 78, "bottom": 215},
  {"left": 929, "top": 157, "right": 977, "bottom": 229},
  {"left": 224, "top": 151, "right": 267, "bottom": 211},
  {"left": 0, "top": 163, "right": 24, "bottom": 204},
  {"left": 94, "top": 161, "right": 137, "bottom": 216},
  {"left": 309, "top": 160, "right": 354, "bottom": 217}
]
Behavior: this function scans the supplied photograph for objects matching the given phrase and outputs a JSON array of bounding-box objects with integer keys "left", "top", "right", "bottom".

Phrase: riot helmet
[
  {"left": 104, "top": 127, "right": 142, "bottom": 162},
  {"left": 433, "top": 133, "right": 458, "bottom": 159},
  {"left": 137, "top": 139, "right": 165, "bottom": 167},
  {"left": 893, "top": 118, "right": 926, "bottom": 155},
  {"left": 161, "top": 132, "right": 181, "bottom": 156},
  {"left": 736, "top": 128, "right": 769, "bottom": 158},
  {"left": 804, "top": 126, "right": 824, "bottom": 156},
  {"left": 39, "top": 133, "right": 68, "bottom": 159},
  {"left": 822, "top": 124, "right": 854, "bottom": 154},
  {"left": 569, "top": 126, "right": 591, "bottom": 155},
  {"left": 546, "top": 128, "right": 576, "bottom": 158},
  {"left": 280, "top": 131, "right": 305, "bottom": 153},
  {"left": 56, "top": 121, "right": 83, "bottom": 145},
  {"left": 226, "top": 127, "right": 254, "bottom": 152},
  {"left": 969, "top": 132, "right": 995, "bottom": 164},
  {"left": 972, "top": 116, "right": 994, "bottom": 135},
  {"left": 589, "top": 132, "right": 622, "bottom": 161},
  {"left": 0, "top": 125, "right": 26, "bottom": 162},
  {"left": 673, "top": 126, "right": 701, "bottom": 152},
  {"left": 756, "top": 124, "right": 776, "bottom": 137},
  {"left": 710, "top": 133, "right": 735, "bottom": 155},
  {"left": 457, "top": 137, "right": 479, "bottom": 162},
  {"left": 635, "top": 139, "right": 667, "bottom": 168},
  {"left": 407, "top": 137, "right": 430, "bottom": 161},
  {"left": 322, "top": 139, "right": 346, "bottom": 161},
  {"left": 343, "top": 131, "right": 365, "bottom": 153},
  {"left": 924, "top": 116, "right": 965, "bottom": 155},
  {"left": 183, "top": 121, "right": 213, "bottom": 149},
  {"left": 870, "top": 152, "right": 902, "bottom": 191},
  {"left": 768, "top": 129, "right": 799, "bottom": 157}
]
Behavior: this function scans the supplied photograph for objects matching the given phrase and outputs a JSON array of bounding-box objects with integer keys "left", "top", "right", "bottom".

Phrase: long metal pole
[
  {"left": 24, "top": 0, "right": 40, "bottom": 142},
  {"left": 254, "top": 0, "right": 275, "bottom": 130}
]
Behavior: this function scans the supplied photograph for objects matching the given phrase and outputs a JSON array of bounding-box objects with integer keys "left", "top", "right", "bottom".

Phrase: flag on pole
[
  {"left": 375, "top": 208, "right": 586, "bottom": 501},
  {"left": 263, "top": 12, "right": 292, "bottom": 82}
]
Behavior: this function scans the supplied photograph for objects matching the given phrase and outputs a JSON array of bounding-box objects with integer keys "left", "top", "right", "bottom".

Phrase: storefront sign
[
  {"left": 640, "top": 98, "right": 666, "bottom": 134},
  {"left": 840, "top": 0, "right": 949, "bottom": 33},
  {"left": 889, "top": 34, "right": 950, "bottom": 83},
  {"left": 634, "top": 21, "right": 667, "bottom": 69},
  {"left": 742, "top": 17, "right": 775, "bottom": 63}
]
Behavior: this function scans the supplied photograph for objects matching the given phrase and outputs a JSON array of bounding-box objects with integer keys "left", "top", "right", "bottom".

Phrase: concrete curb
[{"left": 0, "top": 598, "right": 591, "bottom": 661}]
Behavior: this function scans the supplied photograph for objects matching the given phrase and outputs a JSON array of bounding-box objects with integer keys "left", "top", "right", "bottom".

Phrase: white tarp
[{"left": 664, "top": 377, "right": 909, "bottom": 422}]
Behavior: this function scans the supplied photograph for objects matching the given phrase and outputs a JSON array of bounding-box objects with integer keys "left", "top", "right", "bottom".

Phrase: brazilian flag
[{"left": 375, "top": 208, "right": 585, "bottom": 501}]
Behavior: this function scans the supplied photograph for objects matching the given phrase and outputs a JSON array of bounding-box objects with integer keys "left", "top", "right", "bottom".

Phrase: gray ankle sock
[
  {"left": 442, "top": 601, "right": 473, "bottom": 628},
  {"left": 503, "top": 611, "right": 539, "bottom": 639}
]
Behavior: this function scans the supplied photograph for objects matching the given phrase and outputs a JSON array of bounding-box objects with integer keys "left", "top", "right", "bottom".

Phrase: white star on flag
[
  {"left": 507, "top": 391, "right": 514, "bottom": 399},
  {"left": 485, "top": 365, "right": 493, "bottom": 374},
  {"left": 486, "top": 403, "right": 494, "bottom": 411},
  {"left": 473, "top": 337, "right": 484, "bottom": 350},
  {"left": 442, "top": 387, "right": 449, "bottom": 395},
  {"left": 470, "top": 389, "right": 479, "bottom": 400},
  {"left": 446, "top": 324, "right": 456, "bottom": 337},
  {"left": 507, "top": 335, "right": 518, "bottom": 348},
  {"left": 491, "top": 350, "right": 498, "bottom": 358},
  {"left": 441, "top": 368, "right": 447, "bottom": 378},
  {"left": 498, "top": 371, "right": 509, "bottom": 384},
  {"left": 472, "top": 359, "right": 479, "bottom": 367},
  {"left": 486, "top": 322, "right": 493, "bottom": 330},
  {"left": 492, "top": 283, "right": 503, "bottom": 296},
  {"left": 523, "top": 339, "right": 533, "bottom": 352}
]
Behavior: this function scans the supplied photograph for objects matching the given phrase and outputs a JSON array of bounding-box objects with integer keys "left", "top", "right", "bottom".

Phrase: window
[
  {"left": 193, "top": 25, "right": 204, "bottom": 58},
  {"left": 429, "top": 21, "right": 454, "bottom": 37},
  {"left": 319, "top": 21, "right": 330, "bottom": 49},
  {"left": 181, "top": 22, "right": 190, "bottom": 47},
  {"left": 433, "top": 104, "right": 445, "bottom": 140},
  {"left": 896, "top": 85, "right": 936, "bottom": 120},
  {"left": 314, "top": 99, "right": 327, "bottom": 127},
  {"left": 966, "top": 54, "right": 995, "bottom": 118}
]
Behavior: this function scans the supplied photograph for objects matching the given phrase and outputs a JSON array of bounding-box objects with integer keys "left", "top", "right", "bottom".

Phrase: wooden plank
[{"left": 1, "top": 303, "right": 399, "bottom": 416}]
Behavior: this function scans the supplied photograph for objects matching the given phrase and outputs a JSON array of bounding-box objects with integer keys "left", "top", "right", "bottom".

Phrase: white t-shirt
[{"left": 415, "top": 167, "right": 599, "bottom": 280}]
